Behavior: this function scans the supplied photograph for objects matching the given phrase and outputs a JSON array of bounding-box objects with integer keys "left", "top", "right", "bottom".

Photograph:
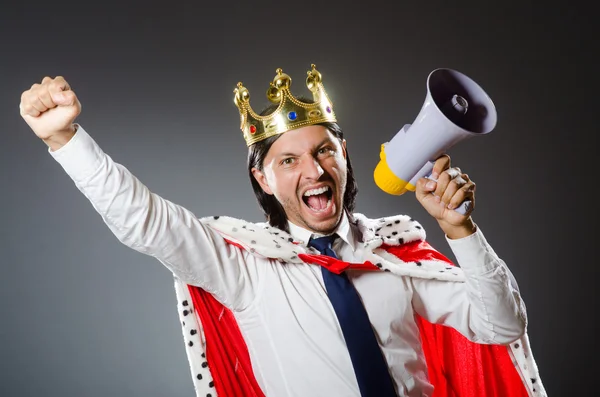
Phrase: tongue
[{"left": 306, "top": 193, "right": 328, "bottom": 210}]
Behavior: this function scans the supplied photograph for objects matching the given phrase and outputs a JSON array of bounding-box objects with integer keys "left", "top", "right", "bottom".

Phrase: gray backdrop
[{"left": 1, "top": 1, "right": 594, "bottom": 396}]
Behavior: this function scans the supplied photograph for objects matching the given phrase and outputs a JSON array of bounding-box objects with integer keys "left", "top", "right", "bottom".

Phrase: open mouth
[{"left": 302, "top": 186, "right": 334, "bottom": 212}]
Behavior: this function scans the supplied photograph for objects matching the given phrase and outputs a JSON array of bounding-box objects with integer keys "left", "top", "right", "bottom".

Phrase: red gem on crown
[{"left": 250, "top": 125, "right": 257, "bottom": 134}]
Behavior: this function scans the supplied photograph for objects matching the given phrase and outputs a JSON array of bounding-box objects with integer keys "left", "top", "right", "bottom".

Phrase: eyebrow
[{"left": 277, "top": 137, "right": 334, "bottom": 158}]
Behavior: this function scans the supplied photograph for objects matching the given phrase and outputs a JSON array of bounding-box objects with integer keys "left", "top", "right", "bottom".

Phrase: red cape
[{"left": 187, "top": 239, "right": 529, "bottom": 397}]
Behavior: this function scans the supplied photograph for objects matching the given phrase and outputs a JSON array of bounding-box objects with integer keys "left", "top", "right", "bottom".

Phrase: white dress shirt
[{"left": 49, "top": 125, "right": 527, "bottom": 397}]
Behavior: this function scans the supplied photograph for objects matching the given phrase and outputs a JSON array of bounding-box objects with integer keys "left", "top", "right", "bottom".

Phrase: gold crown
[{"left": 234, "top": 64, "right": 337, "bottom": 146}]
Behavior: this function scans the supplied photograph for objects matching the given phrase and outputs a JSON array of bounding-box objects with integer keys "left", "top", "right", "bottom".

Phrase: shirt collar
[{"left": 287, "top": 211, "right": 357, "bottom": 252}]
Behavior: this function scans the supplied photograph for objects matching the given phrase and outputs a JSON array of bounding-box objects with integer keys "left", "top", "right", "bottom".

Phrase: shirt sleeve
[
  {"left": 48, "top": 124, "right": 260, "bottom": 310},
  {"left": 410, "top": 226, "right": 527, "bottom": 344}
]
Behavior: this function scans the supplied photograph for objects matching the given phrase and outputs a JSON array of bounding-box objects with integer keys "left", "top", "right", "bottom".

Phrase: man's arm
[
  {"left": 411, "top": 226, "right": 527, "bottom": 344},
  {"left": 409, "top": 155, "right": 526, "bottom": 344},
  {"left": 19, "top": 76, "right": 259, "bottom": 310}
]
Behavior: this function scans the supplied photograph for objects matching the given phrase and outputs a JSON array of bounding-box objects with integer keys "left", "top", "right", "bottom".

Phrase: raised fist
[{"left": 19, "top": 76, "right": 81, "bottom": 142}]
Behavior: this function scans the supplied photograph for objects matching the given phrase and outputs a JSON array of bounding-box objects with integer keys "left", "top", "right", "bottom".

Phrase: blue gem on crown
[{"left": 287, "top": 111, "right": 298, "bottom": 121}]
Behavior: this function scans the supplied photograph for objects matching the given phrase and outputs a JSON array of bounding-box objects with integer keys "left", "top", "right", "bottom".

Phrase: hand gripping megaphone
[{"left": 373, "top": 68, "right": 497, "bottom": 214}]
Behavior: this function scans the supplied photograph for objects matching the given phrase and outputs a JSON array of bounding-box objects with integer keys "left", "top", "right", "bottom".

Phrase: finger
[
  {"left": 19, "top": 99, "right": 41, "bottom": 117},
  {"left": 440, "top": 174, "right": 467, "bottom": 206},
  {"left": 415, "top": 176, "right": 437, "bottom": 200},
  {"left": 448, "top": 181, "right": 476, "bottom": 211},
  {"left": 36, "top": 78, "right": 56, "bottom": 109},
  {"left": 433, "top": 166, "right": 460, "bottom": 198},
  {"left": 48, "top": 76, "right": 73, "bottom": 105},
  {"left": 23, "top": 89, "right": 49, "bottom": 114},
  {"left": 430, "top": 154, "right": 451, "bottom": 179}
]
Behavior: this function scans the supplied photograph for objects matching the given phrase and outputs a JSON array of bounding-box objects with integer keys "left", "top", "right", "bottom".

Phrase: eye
[
  {"left": 280, "top": 157, "right": 296, "bottom": 166},
  {"left": 317, "top": 146, "right": 335, "bottom": 156}
]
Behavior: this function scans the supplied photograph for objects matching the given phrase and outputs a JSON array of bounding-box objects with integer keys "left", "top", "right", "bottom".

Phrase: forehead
[{"left": 267, "top": 125, "right": 335, "bottom": 156}]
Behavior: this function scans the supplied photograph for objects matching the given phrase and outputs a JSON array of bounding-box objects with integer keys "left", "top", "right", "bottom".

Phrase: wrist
[
  {"left": 43, "top": 125, "right": 77, "bottom": 152},
  {"left": 439, "top": 218, "right": 477, "bottom": 240}
]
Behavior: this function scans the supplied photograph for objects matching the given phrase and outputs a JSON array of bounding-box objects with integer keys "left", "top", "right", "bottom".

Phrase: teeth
[{"left": 303, "top": 186, "right": 330, "bottom": 197}]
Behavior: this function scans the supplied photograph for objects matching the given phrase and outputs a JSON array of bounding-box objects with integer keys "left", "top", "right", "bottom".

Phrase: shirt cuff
[
  {"left": 444, "top": 225, "right": 499, "bottom": 273},
  {"left": 48, "top": 124, "right": 105, "bottom": 184}
]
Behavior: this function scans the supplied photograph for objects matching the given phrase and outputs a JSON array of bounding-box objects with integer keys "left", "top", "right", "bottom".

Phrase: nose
[{"left": 301, "top": 156, "right": 324, "bottom": 180}]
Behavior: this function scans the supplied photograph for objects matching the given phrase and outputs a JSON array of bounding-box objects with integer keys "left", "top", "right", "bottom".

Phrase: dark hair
[{"left": 247, "top": 100, "right": 358, "bottom": 233}]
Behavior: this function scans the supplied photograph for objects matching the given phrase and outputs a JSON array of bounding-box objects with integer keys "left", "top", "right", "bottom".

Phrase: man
[{"left": 19, "top": 65, "right": 545, "bottom": 397}]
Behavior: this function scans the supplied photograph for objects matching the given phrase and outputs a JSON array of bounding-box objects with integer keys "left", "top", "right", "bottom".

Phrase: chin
[{"left": 301, "top": 203, "right": 343, "bottom": 234}]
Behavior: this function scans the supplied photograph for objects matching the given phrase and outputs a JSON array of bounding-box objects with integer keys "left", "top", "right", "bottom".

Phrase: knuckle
[
  {"left": 23, "top": 91, "right": 34, "bottom": 104},
  {"left": 449, "top": 179, "right": 460, "bottom": 188}
]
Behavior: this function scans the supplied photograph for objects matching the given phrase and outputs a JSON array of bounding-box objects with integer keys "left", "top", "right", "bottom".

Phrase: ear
[{"left": 251, "top": 167, "right": 274, "bottom": 195}]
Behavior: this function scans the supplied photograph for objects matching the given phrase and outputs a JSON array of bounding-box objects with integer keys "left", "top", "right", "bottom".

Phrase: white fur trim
[{"left": 175, "top": 214, "right": 546, "bottom": 397}]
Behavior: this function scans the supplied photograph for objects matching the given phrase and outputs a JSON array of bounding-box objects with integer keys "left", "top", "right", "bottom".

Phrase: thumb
[{"left": 51, "top": 90, "right": 77, "bottom": 106}]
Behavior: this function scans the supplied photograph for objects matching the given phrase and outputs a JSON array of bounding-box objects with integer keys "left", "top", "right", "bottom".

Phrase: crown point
[
  {"left": 276, "top": 68, "right": 283, "bottom": 75},
  {"left": 311, "top": 64, "right": 316, "bottom": 69},
  {"left": 273, "top": 70, "right": 291, "bottom": 90}
]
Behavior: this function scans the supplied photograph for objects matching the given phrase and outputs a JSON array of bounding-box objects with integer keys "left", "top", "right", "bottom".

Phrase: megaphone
[{"left": 374, "top": 68, "right": 497, "bottom": 214}]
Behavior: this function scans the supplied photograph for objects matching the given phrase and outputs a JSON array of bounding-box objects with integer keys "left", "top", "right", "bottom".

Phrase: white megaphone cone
[{"left": 374, "top": 68, "right": 497, "bottom": 214}]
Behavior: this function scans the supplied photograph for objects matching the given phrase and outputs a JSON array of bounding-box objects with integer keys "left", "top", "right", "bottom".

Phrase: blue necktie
[{"left": 308, "top": 235, "right": 397, "bottom": 397}]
